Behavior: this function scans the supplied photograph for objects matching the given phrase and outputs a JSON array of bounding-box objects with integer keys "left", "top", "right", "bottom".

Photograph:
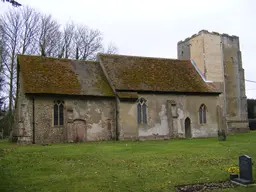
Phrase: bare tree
[
  {"left": 0, "top": 24, "right": 6, "bottom": 109},
  {"left": 33, "top": 18, "right": 116, "bottom": 60},
  {"left": 0, "top": 22, "right": 4, "bottom": 84},
  {"left": 37, "top": 14, "right": 61, "bottom": 57},
  {"left": 0, "top": 9, "right": 22, "bottom": 112},
  {"left": 105, "top": 42, "right": 118, "bottom": 54},
  {"left": 0, "top": 7, "right": 41, "bottom": 135},
  {"left": 0, "top": 19, "right": 9, "bottom": 108},
  {"left": 60, "top": 22, "right": 75, "bottom": 59},
  {"left": 0, "top": 9, "right": 22, "bottom": 136},
  {"left": 0, "top": 7, "right": 40, "bottom": 113},
  {"left": 20, "top": 6, "right": 40, "bottom": 54},
  {"left": 55, "top": 22, "right": 76, "bottom": 59},
  {"left": 73, "top": 25, "right": 103, "bottom": 61}
]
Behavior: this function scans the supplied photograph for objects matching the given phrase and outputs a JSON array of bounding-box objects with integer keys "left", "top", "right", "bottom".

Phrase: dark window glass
[
  {"left": 199, "top": 104, "right": 207, "bottom": 124},
  {"left": 142, "top": 103, "right": 147, "bottom": 124},
  {"left": 59, "top": 103, "right": 64, "bottom": 125},
  {"left": 203, "top": 106, "right": 207, "bottom": 123},
  {"left": 137, "top": 104, "right": 141, "bottom": 124},
  {"left": 54, "top": 103, "right": 59, "bottom": 126},
  {"left": 199, "top": 107, "right": 203, "bottom": 124}
]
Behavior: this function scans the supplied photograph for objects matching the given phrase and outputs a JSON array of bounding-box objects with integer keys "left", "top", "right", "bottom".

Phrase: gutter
[{"left": 32, "top": 96, "right": 35, "bottom": 144}]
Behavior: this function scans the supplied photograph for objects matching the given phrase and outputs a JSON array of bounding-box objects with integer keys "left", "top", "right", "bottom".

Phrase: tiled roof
[
  {"left": 18, "top": 55, "right": 114, "bottom": 97},
  {"left": 98, "top": 54, "right": 220, "bottom": 94}
]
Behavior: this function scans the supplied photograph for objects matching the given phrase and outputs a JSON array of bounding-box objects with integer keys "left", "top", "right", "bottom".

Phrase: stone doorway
[{"left": 185, "top": 117, "right": 191, "bottom": 138}]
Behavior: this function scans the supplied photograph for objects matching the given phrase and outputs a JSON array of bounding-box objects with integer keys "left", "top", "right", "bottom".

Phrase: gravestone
[{"left": 232, "top": 155, "right": 253, "bottom": 184}]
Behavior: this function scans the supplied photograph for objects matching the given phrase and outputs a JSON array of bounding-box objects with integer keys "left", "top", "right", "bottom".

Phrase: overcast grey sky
[{"left": 1, "top": 0, "right": 256, "bottom": 98}]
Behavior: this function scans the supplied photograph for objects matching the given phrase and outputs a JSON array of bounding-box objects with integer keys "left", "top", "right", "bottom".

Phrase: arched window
[
  {"left": 54, "top": 100, "right": 64, "bottom": 126},
  {"left": 137, "top": 98, "right": 147, "bottom": 124},
  {"left": 199, "top": 104, "right": 207, "bottom": 124}
]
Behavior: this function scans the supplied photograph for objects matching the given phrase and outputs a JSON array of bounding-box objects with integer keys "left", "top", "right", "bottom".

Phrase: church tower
[{"left": 177, "top": 30, "right": 249, "bottom": 133}]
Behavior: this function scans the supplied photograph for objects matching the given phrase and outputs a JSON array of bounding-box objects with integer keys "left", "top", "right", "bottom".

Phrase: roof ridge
[
  {"left": 98, "top": 53, "right": 190, "bottom": 62},
  {"left": 17, "top": 54, "right": 99, "bottom": 63}
]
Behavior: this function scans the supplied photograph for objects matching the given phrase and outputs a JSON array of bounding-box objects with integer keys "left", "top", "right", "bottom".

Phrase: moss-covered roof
[
  {"left": 98, "top": 54, "right": 219, "bottom": 93},
  {"left": 18, "top": 55, "right": 114, "bottom": 97}
]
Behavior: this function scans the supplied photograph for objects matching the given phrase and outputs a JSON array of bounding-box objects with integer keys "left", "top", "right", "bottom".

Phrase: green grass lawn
[{"left": 1, "top": 132, "right": 256, "bottom": 192}]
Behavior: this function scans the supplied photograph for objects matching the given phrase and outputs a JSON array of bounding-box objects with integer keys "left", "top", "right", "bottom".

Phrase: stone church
[{"left": 13, "top": 30, "right": 249, "bottom": 144}]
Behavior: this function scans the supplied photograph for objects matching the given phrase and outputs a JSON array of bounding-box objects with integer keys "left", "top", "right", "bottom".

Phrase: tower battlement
[{"left": 177, "top": 30, "right": 239, "bottom": 45}]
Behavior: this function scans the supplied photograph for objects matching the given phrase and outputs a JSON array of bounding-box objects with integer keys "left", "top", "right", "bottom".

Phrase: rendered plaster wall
[
  {"left": 66, "top": 98, "right": 116, "bottom": 142},
  {"left": 118, "top": 101, "right": 138, "bottom": 140},
  {"left": 118, "top": 94, "right": 219, "bottom": 140},
  {"left": 17, "top": 95, "right": 115, "bottom": 144}
]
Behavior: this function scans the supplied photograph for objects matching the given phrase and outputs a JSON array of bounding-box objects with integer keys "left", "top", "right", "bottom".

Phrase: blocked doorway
[{"left": 72, "top": 119, "right": 86, "bottom": 142}]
